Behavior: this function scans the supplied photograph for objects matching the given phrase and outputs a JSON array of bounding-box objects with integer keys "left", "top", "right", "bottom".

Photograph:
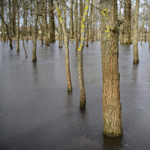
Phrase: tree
[
  {"left": 32, "top": 0, "right": 38, "bottom": 62},
  {"left": 100, "top": 0, "right": 123, "bottom": 137},
  {"left": 49, "top": 0, "right": 55, "bottom": 42},
  {"left": 69, "top": 0, "right": 74, "bottom": 39},
  {"left": 133, "top": 0, "right": 140, "bottom": 64},
  {"left": 149, "top": 4, "right": 150, "bottom": 48},
  {"left": 77, "top": 0, "right": 89, "bottom": 109},
  {"left": 55, "top": 0, "right": 72, "bottom": 92}
]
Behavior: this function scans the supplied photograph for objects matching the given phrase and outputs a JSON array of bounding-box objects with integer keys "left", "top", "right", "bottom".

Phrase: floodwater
[{"left": 0, "top": 40, "right": 150, "bottom": 150}]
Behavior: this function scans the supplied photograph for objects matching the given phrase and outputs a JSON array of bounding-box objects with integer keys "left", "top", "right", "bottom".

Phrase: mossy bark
[{"left": 100, "top": 0, "right": 123, "bottom": 137}]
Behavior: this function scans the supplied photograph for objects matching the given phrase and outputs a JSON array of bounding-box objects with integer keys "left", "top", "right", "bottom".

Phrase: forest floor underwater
[{"left": 0, "top": 40, "right": 150, "bottom": 150}]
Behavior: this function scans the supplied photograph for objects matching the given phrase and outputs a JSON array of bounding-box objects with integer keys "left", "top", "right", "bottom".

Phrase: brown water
[{"left": 0, "top": 40, "right": 150, "bottom": 150}]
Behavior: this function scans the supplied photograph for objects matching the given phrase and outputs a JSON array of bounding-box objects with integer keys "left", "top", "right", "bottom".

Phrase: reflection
[
  {"left": 102, "top": 135, "right": 123, "bottom": 150},
  {"left": 32, "top": 63, "right": 38, "bottom": 84},
  {"left": 132, "top": 64, "right": 139, "bottom": 83}
]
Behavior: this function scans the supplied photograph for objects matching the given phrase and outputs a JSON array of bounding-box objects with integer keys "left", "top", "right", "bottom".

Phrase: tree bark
[
  {"left": 16, "top": 2, "right": 20, "bottom": 52},
  {"left": 49, "top": 0, "right": 55, "bottom": 42},
  {"left": 8, "top": 0, "right": 13, "bottom": 50},
  {"left": 69, "top": 0, "right": 74, "bottom": 39},
  {"left": 32, "top": 0, "right": 38, "bottom": 62},
  {"left": 133, "top": 0, "right": 140, "bottom": 64},
  {"left": 74, "top": 0, "right": 78, "bottom": 50},
  {"left": 55, "top": 1, "right": 72, "bottom": 92},
  {"left": 100, "top": 0, "right": 123, "bottom": 137},
  {"left": 149, "top": 6, "right": 150, "bottom": 48},
  {"left": 77, "top": 0, "right": 89, "bottom": 109}
]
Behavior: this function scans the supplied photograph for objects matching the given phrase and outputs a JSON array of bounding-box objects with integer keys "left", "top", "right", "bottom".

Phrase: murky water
[{"left": 0, "top": 40, "right": 150, "bottom": 150}]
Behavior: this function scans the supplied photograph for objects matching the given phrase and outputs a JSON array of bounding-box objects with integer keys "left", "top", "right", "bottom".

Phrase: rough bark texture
[
  {"left": 69, "top": 0, "right": 74, "bottom": 39},
  {"left": 49, "top": 0, "right": 55, "bottom": 42},
  {"left": 55, "top": 1, "right": 72, "bottom": 92},
  {"left": 9, "top": 0, "right": 13, "bottom": 50},
  {"left": 77, "top": 0, "right": 89, "bottom": 109},
  {"left": 89, "top": 0, "right": 93, "bottom": 39},
  {"left": 78, "top": 0, "right": 83, "bottom": 41},
  {"left": 133, "top": 0, "right": 140, "bottom": 64},
  {"left": 32, "top": 0, "right": 38, "bottom": 62},
  {"left": 100, "top": 0, "right": 123, "bottom": 137},
  {"left": 74, "top": 0, "right": 78, "bottom": 50},
  {"left": 121, "top": 0, "right": 131, "bottom": 45},
  {"left": 58, "top": 19, "right": 63, "bottom": 48}
]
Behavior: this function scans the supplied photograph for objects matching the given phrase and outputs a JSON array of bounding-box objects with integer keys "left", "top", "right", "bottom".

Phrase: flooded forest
[{"left": 0, "top": 0, "right": 150, "bottom": 149}]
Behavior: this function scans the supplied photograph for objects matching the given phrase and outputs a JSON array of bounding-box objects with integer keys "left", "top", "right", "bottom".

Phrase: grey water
[{"left": 0, "top": 40, "right": 150, "bottom": 150}]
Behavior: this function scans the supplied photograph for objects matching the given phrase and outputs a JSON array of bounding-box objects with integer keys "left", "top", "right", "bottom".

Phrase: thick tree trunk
[
  {"left": 32, "top": 0, "right": 38, "bottom": 62},
  {"left": 100, "top": 0, "right": 123, "bottom": 137},
  {"left": 133, "top": 0, "right": 140, "bottom": 64}
]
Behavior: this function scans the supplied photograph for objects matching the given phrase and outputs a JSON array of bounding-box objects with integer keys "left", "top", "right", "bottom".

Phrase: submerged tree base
[{"left": 133, "top": 60, "right": 139, "bottom": 64}]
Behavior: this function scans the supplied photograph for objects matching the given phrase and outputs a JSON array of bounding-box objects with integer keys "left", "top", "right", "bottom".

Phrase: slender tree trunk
[
  {"left": 77, "top": 0, "right": 89, "bottom": 109},
  {"left": 49, "top": 0, "right": 55, "bottom": 42},
  {"left": 89, "top": 0, "right": 93, "bottom": 39},
  {"left": 55, "top": 1, "right": 72, "bottom": 92},
  {"left": 74, "top": 0, "right": 78, "bottom": 50},
  {"left": 78, "top": 0, "right": 83, "bottom": 41},
  {"left": 149, "top": 7, "right": 150, "bottom": 48},
  {"left": 86, "top": 17, "right": 89, "bottom": 46},
  {"left": 69, "top": 0, "right": 74, "bottom": 39},
  {"left": 32, "top": 0, "right": 38, "bottom": 62},
  {"left": 100, "top": 0, "right": 123, "bottom": 137},
  {"left": 91, "top": 0, "right": 95, "bottom": 42},
  {"left": 133, "top": 0, "right": 140, "bottom": 64},
  {"left": 9, "top": 0, "right": 13, "bottom": 50},
  {"left": 58, "top": 19, "right": 63, "bottom": 48},
  {"left": 40, "top": 17, "right": 44, "bottom": 44},
  {"left": 16, "top": 3, "right": 20, "bottom": 52},
  {"left": 44, "top": 0, "right": 49, "bottom": 45}
]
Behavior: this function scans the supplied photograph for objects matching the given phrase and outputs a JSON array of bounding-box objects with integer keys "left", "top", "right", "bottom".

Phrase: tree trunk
[
  {"left": 16, "top": 3, "right": 20, "bottom": 52},
  {"left": 9, "top": 0, "right": 13, "bottom": 50},
  {"left": 89, "top": 0, "right": 93, "bottom": 39},
  {"left": 58, "top": 19, "right": 63, "bottom": 48},
  {"left": 100, "top": 0, "right": 123, "bottom": 137},
  {"left": 55, "top": 1, "right": 72, "bottom": 92},
  {"left": 74, "top": 0, "right": 78, "bottom": 50},
  {"left": 149, "top": 7, "right": 150, "bottom": 48},
  {"left": 133, "top": 0, "right": 140, "bottom": 64},
  {"left": 78, "top": 0, "right": 83, "bottom": 41},
  {"left": 32, "top": 0, "right": 38, "bottom": 62},
  {"left": 86, "top": 17, "right": 89, "bottom": 46},
  {"left": 69, "top": 0, "right": 74, "bottom": 39},
  {"left": 49, "top": 0, "right": 55, "bottom": 42},
  {"left": 77, "top": 0, "right": 89, "bottom": 109},
  {"left": 122, "top": 0, "right": 132, "bottom": 45},
  {"left": 91, "top": 0, "right": 95, "bottom": 42}
]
